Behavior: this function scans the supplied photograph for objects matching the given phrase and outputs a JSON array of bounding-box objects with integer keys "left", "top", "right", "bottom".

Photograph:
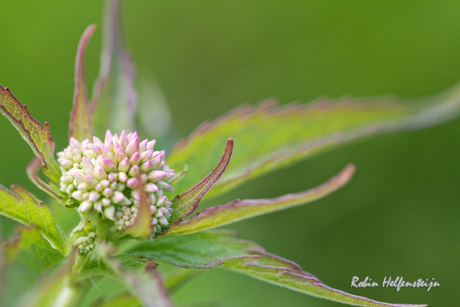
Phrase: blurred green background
[{"left": 1, "top": 1, "right": 459, "bottom": 306}]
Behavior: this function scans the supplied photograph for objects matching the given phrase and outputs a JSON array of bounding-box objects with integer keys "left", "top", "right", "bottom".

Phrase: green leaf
[
  {"left": 126, "top": 231, "right": 427, "bottom": 307},
  {"left": 170, "top": 139, "right": 233, "bottom": 223},
  {"left": 90, "top": 0, "right": 137, "bottom": 137},
  {"left": 86, "top": 243, "right": 173, "bottom": 307},
  {"left": 166, "top": 164, "right": 354, "bottom": 236},
  {"left": 18, "top": 250, "right": 92, "bottom": 307},
  {"left": 168, "top": 83, "right": 460, "bottom": 198},
  {"left": 0, "top": 85, "right": 61, "bottom": 183},
  {"left": 5, "top": 225, "right": 64, "bottom": 272},
  {"left": 69, "top": 25, "right": 96, "bottom": 141},
  {"left": 126, "top": 230, "right": 263, "bottom": 268},
  {"left": 0, "top": 185, "right": 68, "bottom": 254}
]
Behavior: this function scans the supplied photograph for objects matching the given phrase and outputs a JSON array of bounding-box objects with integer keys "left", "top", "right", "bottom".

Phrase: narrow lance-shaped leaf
[
  {"left": 69, "top": 24, "right": 96, "bottom": 141},
  {"left": 0, "top": 86, "right": 61, "bottom": 183},
  {"left": 166, "top": 164, "right": 354, "bottom": 236},
  {"left": 168, "top": 82, "right": 460, "bottom": 198},
  {"left": 0, "top": 184, "right": 68, "bottom": 254},
  {"left": 122, "top": 179, "right": 154, "bottom": 240},
  {"left": 90, "top": 0, "right": 137, "bottom": 137},
  {"left": 27, "top": 157, "right": 65, "bottom": 202},
  {"left": 4, "top": 225, "right": 64, "bottom": 272},
  {"left": 169, "top": 139, "right": 233, "bottom": 223},
  {"left": 126, "top": 231, "right": 427, "bottom": 307}
]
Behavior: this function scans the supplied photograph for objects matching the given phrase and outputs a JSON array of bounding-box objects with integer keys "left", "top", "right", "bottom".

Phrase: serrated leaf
[
  {"left": 5, "top": 225, "right": 64, "bottom": 272},
  {"left": 166, "top": 164, "right": 354, "bottom": 236},
  {"left": 86, "top": 244, "right": 173, "bottom": 307},
  {"left": 126, "top": 231, "right": 427, "bottom": 307},
  {"left": 126, "top": 230, "right": 263, "bottom": 268},
  {"left": 170, "top": 139, "right": 233, "bottom": 223},
  {"left": 90, "top": 0, "right": 137, "bottom": 137},
  {"left": 168, "top": 83, "right": 460, "bottom": 198},
  {"left": 69, "top": 24, "right": 96, "bottom": 141},
  {"left": 0, "top": 85, "right": 61, "bottom": 183},
  {"left": 0, "top": 185, "right": 67, "bottom": 254}
]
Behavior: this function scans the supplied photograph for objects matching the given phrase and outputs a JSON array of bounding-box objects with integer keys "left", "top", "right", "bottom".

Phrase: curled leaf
[
  {"left": 0, "top": 86, "right": 61, "bottom": 183},
  {"left": 169, "top": 139, "right": 233, "bottom": 223},
  {"left": 26, "top": 157, "right": 65, "bottom": 202},
  {"left": 166, "top": 164, "right": 355, "bottom": 236},
  {"left": 69, "top": 24, "right": 96, "bottom": 141}
]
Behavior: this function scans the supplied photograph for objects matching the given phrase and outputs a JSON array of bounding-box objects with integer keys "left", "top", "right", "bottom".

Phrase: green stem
[{"left": 50, "top": 276, "right": 91, "bottom": 307}]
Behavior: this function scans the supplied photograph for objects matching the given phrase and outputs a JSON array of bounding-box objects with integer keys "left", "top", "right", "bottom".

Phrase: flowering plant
[{"left": 1, "top": 1, "right": 459, "bottom": 306}]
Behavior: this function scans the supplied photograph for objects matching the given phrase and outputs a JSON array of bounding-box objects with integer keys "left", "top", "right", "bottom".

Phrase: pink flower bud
[
  {"left": 125, "top": 137, "right": 140, "bottom": 157},
  {"left": 115, "top": 147, "right": 126, "bottom": 163},
  {"left": 88, "top": 191, "right": 100, "bottom": 202},
  {"left": 145, "top": 183, "right": 159, "bottom": 193},
  {"left": 139, "top": 139, "right": 148, "bottom": 152},
  {"left": 105, "top": 130, "right": 113, "bottom": 145},
  {"left": 147, "top": 140, "right": 156, "bottom": 151},
  {"left": 118, "top": 157, "right": 130, "bottom": 173},
  {"left": 108, "top": 172, "right": 118, "bottom": 182},
  {"left": 119, "top": 130, "right": 128, "bottom": 148},
  {"left": 93, "top": 136, "right": 104, "bottom": 147},
  {"left": 148, "top": 170, "right": 166, "bottom": 182},
  {"left": 118, "top": 172, "right": 128, "bottom": 182},
  {"left": 102, "top": 158, "right": 117, "bottom": 172},
  {"left": 130, "top": 152, "right": 141, "bottom": 166},
  {"left": 112, "top": 191, "right": 124, "bottom": 204},
  {"left": 128, "top": 165, "right": 140, "bottom": 177},
  {"left": 126, "top": 177, "right": 139, "bottom": 189},
  {"left": 78, "top": 201, "right": 92, "bottom": 212}
]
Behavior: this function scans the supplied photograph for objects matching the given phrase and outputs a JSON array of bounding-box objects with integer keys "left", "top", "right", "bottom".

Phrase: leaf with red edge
[
  {"left": 0, "top": 184, "right": 67, "bottom": 254},
  {"left": 69, "top": 24, "right": 96, "bottom": 141},
  {"left": 0, "top": 86, "right": 61, "bottom": 183},
  {"left": 90, "top": 0, "right": 137, "bottom": 137},
  {"left": 26, "top": 157, "right": 66, "bottom": 202},
  {"left": 169, "top": 139, "right": 233, "bottom": 223},
  {"left": 166, "top": 164, "right": 355, "bottom": 236},
  {"left": 168, "top": 82, "right": 460, "bottom": 198},
  {"left": 126, "top": 231, "right": 427, "bottom": 307},
  {"left": 122, "top": 179, "right": 154, "bottom": 240}
]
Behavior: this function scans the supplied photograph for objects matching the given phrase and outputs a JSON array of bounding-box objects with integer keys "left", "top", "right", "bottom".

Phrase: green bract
[{"left": 1, "top": 1, "right": 459, "bottom": 306}]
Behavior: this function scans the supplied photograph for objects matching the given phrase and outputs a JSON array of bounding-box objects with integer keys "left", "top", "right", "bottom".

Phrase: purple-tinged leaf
[
  {"left": 122, "top": 179, "right": 154, "bottom": 240},
  {"left": 0, "top": 85, "right": 61, "bottom": 183},
  {"left": 222, "top": 253, "right": 427, "bottom": 307},
  {"left": 166, "top": 164, "right": 355, "bottom": 236},
  {"left": 169, "top": 139, "right": 233, "bottom": 223},
  {"left": 168, "top": 82, "right": 460, "bottom": 198},
  {"left": 0, "top": 184, "right": 68, "bottom": 254},
  {"left": 90, "top": 0, "right": 137, "bottom": 137},
  {"left": 126, "top": 231, "right": 427, "bottom": 307},
  {"left": 4, "top": 225, "right": 64, "bottom": 272},
  {"left": 69, "top": 24, "right": 96, "bottom": 141},
  {"left": 26, "top": 157, "right": 65, "bottom": 202}
]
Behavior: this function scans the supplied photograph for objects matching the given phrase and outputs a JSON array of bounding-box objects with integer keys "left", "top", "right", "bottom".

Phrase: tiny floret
[{"left": 58, "top": 130, "right": 175, "bottom": 235}]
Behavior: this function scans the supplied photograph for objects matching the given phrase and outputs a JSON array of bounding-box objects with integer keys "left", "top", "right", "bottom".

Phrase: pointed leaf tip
[
  {"left": 169, "top": 139, "right": 234, "bottom": 223},
  {"left": 0, "top": 85, "right": 61, "bottom": 182},
  {"left": 70, "top": 24, "right": 96, "bottom": 141},
  {"left": 166, "top": 164, "right": 355, "bottom": 236},
  {"left": 122, "top": 178, "right": 154, "bottom": 239}
]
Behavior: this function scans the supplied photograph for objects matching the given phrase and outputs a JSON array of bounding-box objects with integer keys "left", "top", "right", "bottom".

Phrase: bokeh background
[{"left": 1, "top": 1, "right": 459, "bottom": 306}]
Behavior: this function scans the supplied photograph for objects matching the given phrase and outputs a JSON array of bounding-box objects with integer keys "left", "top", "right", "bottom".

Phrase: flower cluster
[{"left": 57, "top": 130, "right": 175, "bottom": 234}]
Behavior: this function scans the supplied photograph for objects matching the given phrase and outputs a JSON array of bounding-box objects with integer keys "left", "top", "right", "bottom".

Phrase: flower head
[{"left": 57, "top": 130, "right": 175, "bottom": 234}]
